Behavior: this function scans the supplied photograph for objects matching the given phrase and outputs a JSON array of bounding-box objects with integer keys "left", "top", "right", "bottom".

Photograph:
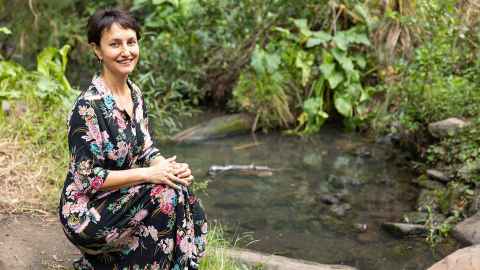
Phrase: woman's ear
[{"left": 90, "top": 42, "right": 102, "bottom": 61}]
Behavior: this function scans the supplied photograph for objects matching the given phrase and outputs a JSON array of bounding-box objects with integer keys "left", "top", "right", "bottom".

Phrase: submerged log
[
  {"left": 208, "top": 164, "right": 273, "bottom": 177},
  {"left": 172, "top": 113, "right": 255, "bottom": 143}
]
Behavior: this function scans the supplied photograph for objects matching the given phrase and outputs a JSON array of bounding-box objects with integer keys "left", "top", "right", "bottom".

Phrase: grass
[{"left": 0, "top": 101, "right": 254, "bottom": 270}]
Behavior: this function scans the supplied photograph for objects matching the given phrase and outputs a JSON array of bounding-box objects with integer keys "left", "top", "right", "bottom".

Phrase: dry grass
[{"left": 0, "top": 136, "right": 60, "bottom": 215}]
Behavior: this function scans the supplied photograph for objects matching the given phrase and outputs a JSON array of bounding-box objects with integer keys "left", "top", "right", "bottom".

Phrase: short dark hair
[{"left": 87, "top": 8, "right": 141, "bottom": 46}]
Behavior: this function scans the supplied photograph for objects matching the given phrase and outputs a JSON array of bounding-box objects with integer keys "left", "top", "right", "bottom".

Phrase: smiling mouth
[{"left": 117, "top": 58, "right": 134, "bottom": 65}]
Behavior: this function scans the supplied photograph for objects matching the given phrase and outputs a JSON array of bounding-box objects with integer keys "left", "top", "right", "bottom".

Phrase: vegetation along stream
[{"left": 156, "top": 124, "right": 458, "bottom": 270}]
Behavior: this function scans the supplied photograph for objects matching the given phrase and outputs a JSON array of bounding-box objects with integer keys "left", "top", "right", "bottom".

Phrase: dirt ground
[{"left": 0, "top": 214, "right": 79, "bottom": 270}]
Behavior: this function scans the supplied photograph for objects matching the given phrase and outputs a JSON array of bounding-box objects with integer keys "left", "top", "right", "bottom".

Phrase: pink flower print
[
  {"left": 150, "top": 185, "right": 165, "bottom": 197},
  {"left": 62, "top": 202, "right": 72, "bottom": 217},
  {"left": 160, "top": 202, "right": 174, "bottom": 216},
  {"left": 155, "top": 188, "right": 176, "bottom": 216},
  {"left": 159, "top": 238, "right": 174, "bottom": 254},
  {"left": 101, "top": 131, "right": 110, "bottom": 141},
  {"left": 113, "top": 110, "right": 127, "bottom": 129},
  {"left": 75, "top": 218, "right": 90, "bottom": 234},
  {"left": 188, "top": 195, "right": 198, "bottom": 205},
  {"left": 148, "top": 226, "right": 158, "bottom": 241},
  {"left": 150, "top": 262, "right": 160, "bottom": 270},
  {"left": 87, "top": 123, "right": 103, "bottom": 144},
  {"left": 128, "top": 185, "right": 141, "bottom": 194},
  {"left": 91, "top": 176, "right": 103, "bottom": 190},
  {"left": 131, "top": 209, "right": 148, "bottom": 224},
  {"left": 105, "top": 228, "right": 120, "bottom": 243},
  {"left": 127, "top": 236, "right": 139, "bottom": 251},
  {"left": 135, "top": 108, "right": 142, "bottom": 122},
  {"left": 179, "top": 234, "right": 194, "bottom": 257},
  {"left": 78, "top": 105, "right": 88, "bottom": 116},
  {"left": 117, "top": 141, "right": 129, "bottom": 158}
]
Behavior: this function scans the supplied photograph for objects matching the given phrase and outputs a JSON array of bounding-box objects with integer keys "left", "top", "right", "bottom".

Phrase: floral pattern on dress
[{"left": 59, "top": 76, "right": 207, "bottom": 270}]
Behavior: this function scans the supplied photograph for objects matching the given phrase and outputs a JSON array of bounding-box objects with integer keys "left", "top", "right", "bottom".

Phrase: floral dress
[{"left": 58, "top": 76, "right": 207, "bottom": 270}]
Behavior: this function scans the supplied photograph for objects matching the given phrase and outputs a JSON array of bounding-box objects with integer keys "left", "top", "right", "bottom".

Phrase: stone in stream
[
  {"left": 452, "top": 212, "right": 480, "bottom": 245},
  {"left": 428, "top": 117, "right": 469, "bottom": 139},
  {"left": 417, "top": 189, "right": 439, "bottom": 212},
  {"left": 427, "top": 245, "right": 480, "bottom": 270},
  {"left": 327, "top": 174, "right": 363, "bottom": 188},
  {"left": 381, "top": 222, "right": 428, "bottom": 237},
  {"left": 318, "top": 194, "right": 340, "bottom": 205},
  {"left": 402, "top": 211, "right": 445, "bottom": 225},
  {"left": 412, "top": 175, "right": 446, "bottom": 191},
  {"left": 227, "top": 248, "right": 358, "bottom": 270},
  {"left": 330, "top": 203, "right": 351, "bottom": 217},
  {"left": 172, "top": 113, "right": 254, "bottom": 143},
  {"left": 458, "top": 160, "right": 480, "bottom": 182},
  {"left": 426, "top": 169, "right": 450, "bottom": 183}
]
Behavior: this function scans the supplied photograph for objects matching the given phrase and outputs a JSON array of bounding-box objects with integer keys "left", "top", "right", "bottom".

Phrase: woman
[{"left": 58, "top": 8, "right": 207, "bottom": 270}]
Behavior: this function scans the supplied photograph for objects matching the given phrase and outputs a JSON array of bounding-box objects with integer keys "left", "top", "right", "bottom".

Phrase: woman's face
[{"left": 93, "top": 23, "right": 139, "bottom": 77}]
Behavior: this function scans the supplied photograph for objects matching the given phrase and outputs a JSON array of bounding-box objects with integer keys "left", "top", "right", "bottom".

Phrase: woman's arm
[{"left": 99, "top": 156, "right": 190, "bottom": 191}]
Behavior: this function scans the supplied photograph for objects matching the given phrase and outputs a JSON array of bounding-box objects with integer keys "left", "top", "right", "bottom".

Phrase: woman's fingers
[
  {"left": 177, "top": 169, "right": 192, "bottom": 178},
  {"left": 166, "top": 173, "right": 189, "bottom": 187},
  {"left": 183, "top": 175, "right": 194, "bottom": 185},
  {"left": 162, "top": 178, "right": 181, "bottom": 190}
]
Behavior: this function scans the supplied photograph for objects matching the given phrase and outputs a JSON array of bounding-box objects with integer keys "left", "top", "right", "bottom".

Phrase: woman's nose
[{"left": 120, "top": 44, "right": 131, "bottom": 55}]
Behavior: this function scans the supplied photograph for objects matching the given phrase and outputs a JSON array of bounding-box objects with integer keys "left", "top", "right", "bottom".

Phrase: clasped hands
[{"left": 145, "top": 156, "right": 193, "bottom": 190}]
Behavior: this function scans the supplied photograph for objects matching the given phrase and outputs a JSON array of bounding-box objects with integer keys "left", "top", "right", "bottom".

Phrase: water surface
[{"left": 157, "top": 127, "right": 456, "bottom": 270}]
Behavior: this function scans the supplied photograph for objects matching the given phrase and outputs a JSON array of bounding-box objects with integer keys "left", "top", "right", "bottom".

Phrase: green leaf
[
  {"left": 294, "top": 18, "right": 312, "bottom": 42},
  {"left": 360, "top": 89, "right": 369, "bottom": 102},
  {"left": 295, "top": 51, "right": 314, "bottom": 86},
  {"left": 333, "top": 32, "right": 348, "bottom": 51},
  {"left": 37, "top": 47, "right": 58, "bottom": 76},
  {"left": 306, "top": 31, "right": 331, "bottom": 48},
  {"left": 353, "top": 54, "right": 367, "bottom": 69},
  {"left": 312, "top": 78, "right": 325, "bottom": 97},
  {"left": 334, "top": 92, "right": 353, "bottom": 117},
  {"left": 0, "top": 27, "right": 11, "bottom": 35},
  {"left": 354, "top": 4, "right": 373, "bottom": 30},
  {"left": 332, "top": 48, "right": 354, "bottom": 73},
  {"left": 327, "top": 70, "right": 344, "bottom": 89},
  {"left": 319, "top": 62, "right": 335, "bottom": 77},
  {"left": 59, "top": 45, "right": 71, "bottom": 73}
]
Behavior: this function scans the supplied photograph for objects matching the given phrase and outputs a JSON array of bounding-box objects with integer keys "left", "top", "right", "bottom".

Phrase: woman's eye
[
  {"left": 110, "top": 43, "right": 119, "bottom": 48},
  {"left": 128, "top": 40, "right": 137, "bottom": 46}
]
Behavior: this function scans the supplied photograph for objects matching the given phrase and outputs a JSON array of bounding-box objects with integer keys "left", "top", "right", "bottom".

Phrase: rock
[
  {"left": 303, "top": 153, "right": 324, "bottom": 168},
  {"left": 227, "top": 248, "right": 358, "bottom": 270},
  {"left": 458, "top": 160, "right": 480, "bottom": 182},
  {"left": 427, "top": 245, "right": 480, "bottom": 270},
  {"left": 318, "top": 194, "right": 340, "bottom": 205},
  {"left": 452, "top": 213, "right": 480, "bottom": 245},
  {"left": 353, "top": 223, "right": 368, "bottom": 233},
  {"left": 427, "top": 169, "right": 450, "bottom": 183},
  {"left": 327, "top": 174, "right": 363, "bottom": 188},
  {"left": 417, "top": 189, "right": 439, "bottom": 212},
  {"left": 467, "top": 188, "right": 480, "bottom": 216},
  {"left": 412, "top": 175, "right": 446, "bottom": 190},
  {"left": 402, "top": 212, "right": 429, "bottom": 224},
  {"left": 402, "top": 211, "right": 445, "bottom": 225},
  {"left": 428, "top": 118, "right": 469, "bottom": 139},
  {"left": 381, "top": 222, "right": 428, "bottom": 237},
  {"left": 1, "top": 100, "right": 10, "bottom": 115},
  {"left": 172, "top": 113, "right": 255, "bottom": 143},
  {"left": 330, "top": 203, "right": 351, "bottom": 217}
]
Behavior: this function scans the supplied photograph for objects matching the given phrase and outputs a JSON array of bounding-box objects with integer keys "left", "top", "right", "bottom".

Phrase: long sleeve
[
  {"left": 67, "top": 98, "right": 109, "bottom": 197},
  {"left": 135, "top": 93, "right": 161, "bottom": 167}
]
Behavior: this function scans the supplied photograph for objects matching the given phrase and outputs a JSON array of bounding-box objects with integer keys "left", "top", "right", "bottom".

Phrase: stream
[{"left": 156, "top": 125, "right": 457, "bottom": 270}]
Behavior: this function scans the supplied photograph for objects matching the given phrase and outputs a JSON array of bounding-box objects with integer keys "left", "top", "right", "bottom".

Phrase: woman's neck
[{"left": 101, "top": 68, "right": 129, "bottom": 95}]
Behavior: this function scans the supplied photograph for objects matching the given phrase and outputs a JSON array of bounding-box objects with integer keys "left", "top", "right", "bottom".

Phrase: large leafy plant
[{"left": 233, "top": 14, "right": 372, "bottom": 134}]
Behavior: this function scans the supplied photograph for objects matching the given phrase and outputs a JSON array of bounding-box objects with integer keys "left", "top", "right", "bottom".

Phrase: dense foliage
[{"left": 3, "top": 0, "right": 480, "bottom": 247}]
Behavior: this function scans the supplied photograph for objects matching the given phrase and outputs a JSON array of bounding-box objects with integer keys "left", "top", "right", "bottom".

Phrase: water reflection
[{"left": 157, "top": 130, "right": 455, "bottom": 270}]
